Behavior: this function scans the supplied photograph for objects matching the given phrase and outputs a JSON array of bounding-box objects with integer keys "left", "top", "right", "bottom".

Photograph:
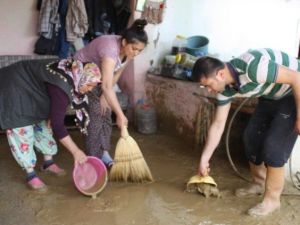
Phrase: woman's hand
[
  {"left": 100, "top": 95, "right": 111, "bottom": 116},
  {"left": 116, "top": 114, "right": 128, "bottom": 133},
  {"left": 120, "top": 125, "right": 129, "bottom": 138},
  {"left": 73, "top": 149, "right": 87, "bottom": 165},
  {"left": 59, "top": 135, "right": 87, "bottom": 166}
]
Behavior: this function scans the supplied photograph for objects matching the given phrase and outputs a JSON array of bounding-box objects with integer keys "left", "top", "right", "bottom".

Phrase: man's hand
[{"left": 198, "top": 156, "right": 210, "bottom": 176}]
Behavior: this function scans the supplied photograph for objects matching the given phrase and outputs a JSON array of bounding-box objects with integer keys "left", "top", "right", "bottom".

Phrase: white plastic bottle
[{"left": 171, "top": 35, "right": 187, "bottom": 55}]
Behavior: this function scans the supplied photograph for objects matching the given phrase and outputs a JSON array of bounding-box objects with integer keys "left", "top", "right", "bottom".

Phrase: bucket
[
  {"left": 73, "top": 156, "right": 108, "bottom": 199},
  {"left": 135, "top": 104, "right": 157, "bottom": 134},
  {"left": 186, "top": 36, "right": 209, "bottom": 57}
]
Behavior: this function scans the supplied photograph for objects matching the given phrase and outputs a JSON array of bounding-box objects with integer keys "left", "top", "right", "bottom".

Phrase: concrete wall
[
  {"left": 144, "top": 74, "right": 257, "bottom": 140},
  {"left": 145, "top": 74, "right": 204, "bottom": 140}
]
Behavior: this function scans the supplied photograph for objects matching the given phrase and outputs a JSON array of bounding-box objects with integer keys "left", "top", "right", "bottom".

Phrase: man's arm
[
  {"left": 275, "top": 65, "right": 300, "bottom": 133},
  {"left": 198, "top": 103, "right": 231, "bottom": 175}
]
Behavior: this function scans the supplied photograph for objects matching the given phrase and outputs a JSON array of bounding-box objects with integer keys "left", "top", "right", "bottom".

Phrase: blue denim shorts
[{"left": 243, "top": 95, "right": 297, "bottom": 167}]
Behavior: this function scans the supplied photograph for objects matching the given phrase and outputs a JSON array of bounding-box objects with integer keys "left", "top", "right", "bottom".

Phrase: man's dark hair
[{"left": 192, "top": 56, "right": 225, "bottom": 82}]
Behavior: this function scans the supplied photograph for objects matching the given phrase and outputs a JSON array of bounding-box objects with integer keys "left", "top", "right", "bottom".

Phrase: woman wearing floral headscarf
[{"left": 0, "top": 58, "right": 101, "bottom": 191}]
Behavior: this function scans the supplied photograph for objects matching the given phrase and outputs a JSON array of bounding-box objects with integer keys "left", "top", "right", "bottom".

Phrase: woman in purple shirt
[{"left": 74, "top": 19, "right": 148, "bottom": 167}]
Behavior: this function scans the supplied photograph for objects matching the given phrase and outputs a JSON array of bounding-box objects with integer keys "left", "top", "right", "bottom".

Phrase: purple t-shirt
[{"left": 74, "top": 35, "right": 122, "bottom": 68}]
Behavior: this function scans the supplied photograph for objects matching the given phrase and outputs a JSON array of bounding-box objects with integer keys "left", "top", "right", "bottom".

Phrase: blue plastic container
[{"left": 186, "top": 36, "right": 209, "bottom": 57}]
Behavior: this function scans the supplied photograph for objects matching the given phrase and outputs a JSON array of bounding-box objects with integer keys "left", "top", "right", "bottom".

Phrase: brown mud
[{"left": 1, "top": 128, "right": 300, "bottom": 225}]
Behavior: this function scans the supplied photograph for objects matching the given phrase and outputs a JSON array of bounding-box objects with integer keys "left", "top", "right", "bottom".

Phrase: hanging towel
[{"left": 66, "top": 0, "right": 89, "bottom": 42}]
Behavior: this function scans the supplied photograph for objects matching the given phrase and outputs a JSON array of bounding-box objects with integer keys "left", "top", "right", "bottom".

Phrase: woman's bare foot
[
  {"left": 235, "top": 183, "right": 264, "bottom": 197},
  {"left": 247, "top": 201, "right": 280, "bottom": 216}
]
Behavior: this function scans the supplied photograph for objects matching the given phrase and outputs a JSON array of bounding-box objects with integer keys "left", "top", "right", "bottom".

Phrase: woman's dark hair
[
  {"left": 121, "top": 19, "right": 148, "bottom": 45},
  {"left": 192, "top": 56, "right": 225, "bottom": 82}
]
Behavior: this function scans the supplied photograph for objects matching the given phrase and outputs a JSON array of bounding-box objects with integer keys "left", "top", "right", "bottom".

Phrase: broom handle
[{"left": 121, "top": 126, "right": 129, "bottom": 138}]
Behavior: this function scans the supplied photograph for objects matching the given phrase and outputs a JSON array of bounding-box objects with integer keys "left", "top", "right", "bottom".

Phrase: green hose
[{"left": 225, "top": 98, "right": 251, "bottom": 183}]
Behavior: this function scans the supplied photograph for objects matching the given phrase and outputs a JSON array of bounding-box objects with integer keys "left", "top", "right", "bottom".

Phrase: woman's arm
[
  {"left": 98, "top": 62, "right": 128, "bottom": 116},
  {"left": 47, "top": 83, "right": 87, "bottom": 165},
  {"left": 100, "top": 57, "right": 128, "bottom": 134}
]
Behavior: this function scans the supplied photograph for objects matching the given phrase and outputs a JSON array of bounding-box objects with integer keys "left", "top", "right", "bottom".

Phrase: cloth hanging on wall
[
  {"left": 83, "top": 0, "right": 131, "bottom": 41},
  {"left": 57, "top": 0, "right": 70, "bottom": 58},
  {"left": 113, "top": 0, "right": 131, "bottom": 34},
  {"left": 38, "top": 0, "right": 61, "bottom": 39},
  {"left": 35, "top": 0, "right": 60, "bottom": 55},
  {"left": 34, "top": 0, "right": 132, "bottom": 55},
  {"left": 66, "top": 0, "right": 88, "bottom": 42}
]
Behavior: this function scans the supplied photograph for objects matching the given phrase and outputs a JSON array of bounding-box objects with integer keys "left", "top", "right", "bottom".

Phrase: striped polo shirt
[{"left": 217, "top": 48, "right": 300, "bottom": 105}]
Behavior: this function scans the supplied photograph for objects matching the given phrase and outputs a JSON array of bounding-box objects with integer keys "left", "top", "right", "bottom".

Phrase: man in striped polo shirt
[{"left": 192, "top": 48, "right": 300, "bottom": 216}]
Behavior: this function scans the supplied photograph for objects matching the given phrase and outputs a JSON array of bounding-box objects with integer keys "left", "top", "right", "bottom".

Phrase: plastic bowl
[
  {"left": 73, "top": 156, "right": 108, "bottom": 198},
  {"left": 186, "top": 35, "right": 209, "bottom": 57}
]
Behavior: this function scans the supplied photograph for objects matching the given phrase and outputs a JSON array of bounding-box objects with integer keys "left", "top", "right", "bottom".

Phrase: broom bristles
[{"left": 110, "top": 135, "right": 154, "bottom": 183}]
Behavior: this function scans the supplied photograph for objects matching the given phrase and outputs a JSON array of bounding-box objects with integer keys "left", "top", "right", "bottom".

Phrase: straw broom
[{"left": 109, "top": 127, "right": 154, "bottom": 183}]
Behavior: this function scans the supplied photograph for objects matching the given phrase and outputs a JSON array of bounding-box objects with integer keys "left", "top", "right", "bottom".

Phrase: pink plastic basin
[{"left": 73, "top": 156, "right": 108, "bottom": 198}]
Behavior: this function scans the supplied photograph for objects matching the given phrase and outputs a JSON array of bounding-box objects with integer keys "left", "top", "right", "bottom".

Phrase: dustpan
[
  {"left": 186, "top": 174, "right": 220, "bottom": 198},
  {"left": 109, "top": 127, "right": 154, "bottom": 183},
  {"left": 187, "top": 175, "right": 217, "bottom": 188}
]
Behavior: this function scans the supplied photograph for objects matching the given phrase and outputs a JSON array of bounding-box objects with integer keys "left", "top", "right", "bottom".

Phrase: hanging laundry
[
  {"left": 113, "top": 0, "right": 132, "bottom": 34},
  {"left": 83, "top": 0, "right": 131, "bottom": 41},
  {"left": 66, "top": 0, "right": 88, "bottom": 43},
  {"left": 37, "top": 0, "right": 61, "bottom": 39},
  {"left": 35, "top": 0, "right": 60, "bottom": 55},
  {"left": 57, "top": 0, "right": 70, "bottom": 58}
]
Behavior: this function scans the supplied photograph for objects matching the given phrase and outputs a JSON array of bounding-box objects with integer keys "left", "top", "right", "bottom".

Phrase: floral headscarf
[
  {"left": 58, "top": 59, "right": 101, "bottom": 92},
  {"left": 50, "top": 59, "right": 101, "bottom": 134}
]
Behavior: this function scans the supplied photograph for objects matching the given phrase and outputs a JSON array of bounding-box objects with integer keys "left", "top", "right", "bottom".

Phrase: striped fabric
[
  {"left": 38, "top": 0, "right": 60, "bottom": 39},
  {"left": 0, "top": 55, "right": 57, "bottom": 69},
  {"left": 217, "top": 48, "right": 300, "bottom": 105}
]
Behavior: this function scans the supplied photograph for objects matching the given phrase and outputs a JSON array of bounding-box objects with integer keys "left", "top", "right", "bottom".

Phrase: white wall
[
  {"left": 188, "top": 0, "right": 300, "bottom": 60},
  {"left": 0, "top": 0, "right": 38, "bottom": 55},
  {"left": 151, "top": 0, "right": 300, "bottom": 62}
]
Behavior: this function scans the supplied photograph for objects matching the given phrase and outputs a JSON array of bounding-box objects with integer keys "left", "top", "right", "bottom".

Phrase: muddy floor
[{"left": 1, "top": 127, "right": 300, "bottom": 225}]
